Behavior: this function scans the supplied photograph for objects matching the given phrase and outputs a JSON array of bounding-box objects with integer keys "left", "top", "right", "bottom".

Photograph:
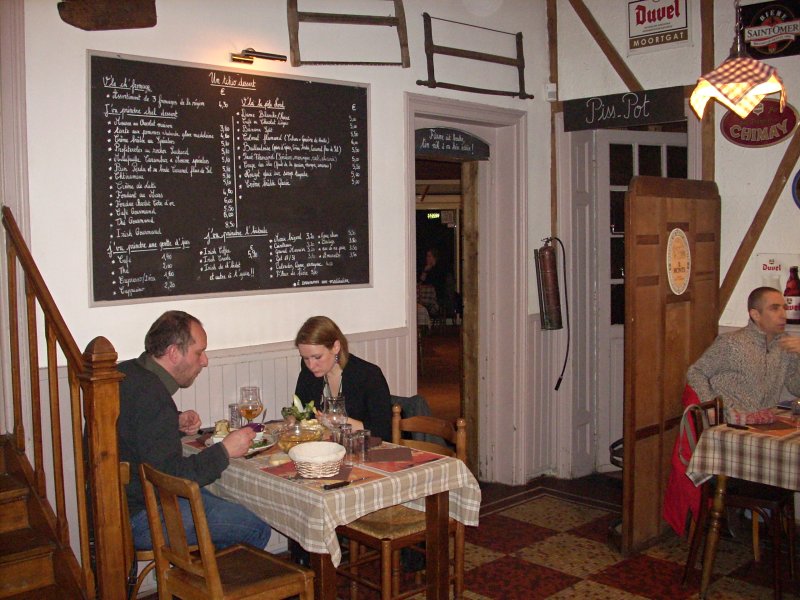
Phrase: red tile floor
[{"left": 459, "top": 476, "right": 796, "bottom": 599}]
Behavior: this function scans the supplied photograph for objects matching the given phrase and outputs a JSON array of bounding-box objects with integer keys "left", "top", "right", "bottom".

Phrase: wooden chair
[
  {"left": 139, "top": 463, "right": 314, "bottom": 600},
  {"left": 120, "top": 462, "right": 158, "bottom": 599},
  {"left": 335, "top": 404, "right": 467, "bottom": 599},
  {"left": 682, "top": 399, "right": 796, "bottom": 599}
]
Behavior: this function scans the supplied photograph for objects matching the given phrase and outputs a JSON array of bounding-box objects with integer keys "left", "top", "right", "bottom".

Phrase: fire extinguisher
[{"left": 534, "top": 237, "right": 569, "bottom": 390}]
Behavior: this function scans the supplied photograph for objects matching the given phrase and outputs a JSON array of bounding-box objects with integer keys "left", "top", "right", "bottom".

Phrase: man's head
[
  {"left": 747, "top": 287, "right": 786, "bottom": 340},
  {"left": 145, "top": 311, "right": 208, "bottom": 387}
]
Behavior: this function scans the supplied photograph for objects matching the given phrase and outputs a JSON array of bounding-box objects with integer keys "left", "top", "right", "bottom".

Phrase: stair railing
[{"left": 2, "top": 206, "right": 126, "bottom": 599}]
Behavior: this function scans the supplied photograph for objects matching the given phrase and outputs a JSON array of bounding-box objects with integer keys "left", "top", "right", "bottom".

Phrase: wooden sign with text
[{"left": 563, "top": 86, "right": 685, "bottom": 132}]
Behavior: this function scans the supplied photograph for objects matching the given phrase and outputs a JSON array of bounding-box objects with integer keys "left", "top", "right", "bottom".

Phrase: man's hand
[
  {"left": 779, "top": 336, "right": 800, "bottom": 354},
  {"left": 178, "top": 410, "right": 202, "bottom": 435},
  {"left": 221, "top": 427, "right": 255, "bottom": 458}
]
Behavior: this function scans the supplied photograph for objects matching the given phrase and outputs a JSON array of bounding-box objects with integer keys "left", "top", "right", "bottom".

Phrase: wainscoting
[{"left": 172, "top": 326, "right": 411, "bottom": 429}]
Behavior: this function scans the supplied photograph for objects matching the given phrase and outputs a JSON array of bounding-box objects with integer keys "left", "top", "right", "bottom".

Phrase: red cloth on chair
[{"left": 662, "top": 384, "right": 701, "bottom": 536}]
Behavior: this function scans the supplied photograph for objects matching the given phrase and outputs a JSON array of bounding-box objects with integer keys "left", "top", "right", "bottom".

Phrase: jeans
[{"left": 131, "top": 488, "right": 271, "bottom": 551}]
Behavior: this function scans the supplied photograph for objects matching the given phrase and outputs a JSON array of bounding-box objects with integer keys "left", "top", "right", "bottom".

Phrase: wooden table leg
[
  {"left": 426, "top": 490, "right": 450, "bottom": 599},
  {"left": 699, "top": 474, "right": 728, "bottom": 598},
  {"left": 310, "top": 551, "right": 337, "bottom": 600}
]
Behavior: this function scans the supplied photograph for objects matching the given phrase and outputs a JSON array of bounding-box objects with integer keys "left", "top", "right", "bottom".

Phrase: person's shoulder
[
  {"left": 118, "top": 356, "right": 162, "bottom": 388},
  {"left": 347, "top": 354, "right": 385, "bottom": 375}
]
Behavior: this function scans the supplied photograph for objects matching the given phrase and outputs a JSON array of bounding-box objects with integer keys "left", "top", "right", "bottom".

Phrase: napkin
[{"left": 367, "top": 446, "right": 413, "bottom": 462}]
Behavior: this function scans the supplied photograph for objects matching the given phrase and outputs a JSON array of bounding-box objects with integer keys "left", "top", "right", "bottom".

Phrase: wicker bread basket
[{"left": 288, "top": 441, "right": 345, "bottom": 478}]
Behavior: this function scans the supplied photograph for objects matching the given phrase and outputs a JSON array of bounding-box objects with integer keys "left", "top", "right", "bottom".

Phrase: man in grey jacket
[
  {"left": 118, "top": 310, "right": 271, "bottom": 550},
  {"left": 687, "top": 287, "right": 800, "bottom": 420}
]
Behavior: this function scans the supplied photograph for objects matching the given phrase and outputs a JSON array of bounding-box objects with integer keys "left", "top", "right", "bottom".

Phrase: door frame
[
  {"left": 405, "top": 93, "right": 528, "bottom": 483},
  {"left": 555, "top": 104, "right": 701, "bottom": 477}
]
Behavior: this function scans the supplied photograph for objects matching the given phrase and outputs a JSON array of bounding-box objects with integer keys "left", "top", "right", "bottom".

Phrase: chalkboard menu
[{"left": 90, "top": 53, "right": 369, "bottom": 302}]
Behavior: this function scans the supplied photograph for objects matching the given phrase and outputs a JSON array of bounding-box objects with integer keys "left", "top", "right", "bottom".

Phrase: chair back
[
  {"left": 140, "top": 462, "right": 223, "bottom": 597},
  {"left": 688, "top": 397, "right": 724, "bottom": 437},
  {"left": 391, "top": 404, "right": 466, "bottom": 461},
  {"left": 679, "top": 397, "right": 724, "bottom": 465}
]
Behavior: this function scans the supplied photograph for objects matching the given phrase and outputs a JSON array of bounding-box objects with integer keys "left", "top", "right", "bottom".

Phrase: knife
[
  {"left": 322, "top": 477, "right": 368, "bottom": 490},
  {"left": 244, "top": 446, "right": 274, "bottom": 460}
]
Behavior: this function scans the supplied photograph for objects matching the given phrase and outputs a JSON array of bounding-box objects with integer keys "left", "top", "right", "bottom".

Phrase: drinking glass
[
  {"left": 322, "top": 395, "right": 348, "bottom": 430},
  {"left": 238, "top": 386, "right": 263, "bottom": 425}
]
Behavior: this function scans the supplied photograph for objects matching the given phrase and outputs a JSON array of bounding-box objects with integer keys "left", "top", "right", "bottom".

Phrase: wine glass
[{"left": 238, "top": 386, "right": 263, "bottom": 425}]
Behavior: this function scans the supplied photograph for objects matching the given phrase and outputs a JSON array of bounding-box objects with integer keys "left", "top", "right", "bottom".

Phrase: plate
[{"left": 205, "top": 431, "right": 277, "bottom": 455}]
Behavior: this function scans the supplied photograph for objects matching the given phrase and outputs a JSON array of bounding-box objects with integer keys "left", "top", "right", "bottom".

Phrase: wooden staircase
[{"left": 0, "top": 437, "right": 85, "bottom": 599}]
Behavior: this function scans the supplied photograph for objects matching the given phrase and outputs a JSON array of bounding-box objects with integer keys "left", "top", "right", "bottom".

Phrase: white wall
[
  {"left": 557, "top": 0, "right": 800, "bottom": 327},
  {"left": 8, "top": 0, "right": 800, "bottom": 485},
  {"left": 20, "top": 0, "right": 550, "bottom": 362}
]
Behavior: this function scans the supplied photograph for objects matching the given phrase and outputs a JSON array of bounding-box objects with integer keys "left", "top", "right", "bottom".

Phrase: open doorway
[{"left": 415, "top": 158, "right": 462, "bottom": 423}]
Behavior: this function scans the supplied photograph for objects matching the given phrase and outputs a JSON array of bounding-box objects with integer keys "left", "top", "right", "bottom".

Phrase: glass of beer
[{"left": 238, "top": 386, "right": 263, "bottom": 425}]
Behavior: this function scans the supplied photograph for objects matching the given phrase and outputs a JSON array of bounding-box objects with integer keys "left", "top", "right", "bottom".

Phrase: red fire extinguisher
[
  {"left": 535, "top": 238, "right": 563, "bottom": 330},
  {"left": 535, "top": 237, "right": 569, "bottom": 390}
]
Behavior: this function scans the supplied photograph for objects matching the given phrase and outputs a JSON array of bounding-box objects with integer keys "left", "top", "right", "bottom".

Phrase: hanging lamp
[{"left": 690, "top": 0, "right": 786, "bottom": 119}]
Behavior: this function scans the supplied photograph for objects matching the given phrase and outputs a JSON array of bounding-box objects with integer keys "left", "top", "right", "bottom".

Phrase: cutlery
[
  {"left": 322, "top": 477, "right": 368, "bottom": 490},
  {"left": 244, "top": 446, "right": 274, "bottom": 460}
]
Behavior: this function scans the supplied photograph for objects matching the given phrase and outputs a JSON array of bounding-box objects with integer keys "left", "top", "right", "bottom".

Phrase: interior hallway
[{"left": 417, "top": 324, "right": 462, "bottom": 423}]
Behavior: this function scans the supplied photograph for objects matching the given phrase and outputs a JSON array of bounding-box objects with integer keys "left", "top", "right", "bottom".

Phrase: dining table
[
  {"left": 182, "top": 433, "right": 481, "bottom": 600},
  {"left": 685, "top": 416, "right": 800, "bottom": 598}
]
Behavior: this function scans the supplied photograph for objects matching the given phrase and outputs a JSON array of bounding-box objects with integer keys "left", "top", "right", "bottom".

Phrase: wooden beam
[
  {"left": 567, "top": 0, "right": 643, "bottom": 92},
  {"left": 547, "top": 0, "right": 559, "bottom": 237},
  {"left": 700, "top": 0, "right": 715, "bottom": 182},
  {"left": 719, "top": 126, "right": 800, "bottom": 315},
  {"left": 57, "top": 0, "right": 156, "bottom": 30}
]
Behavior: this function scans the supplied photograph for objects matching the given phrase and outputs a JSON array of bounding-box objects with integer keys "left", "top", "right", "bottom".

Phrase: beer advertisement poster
[
  {"left": 740, "top": 0, "right": 800, "bottom": 60},
  {"left": 756, "top": 253, "right": 800, "bottom": 327},
  {"left": 628, "top": 0, "right": 690, "bottom": 55}
]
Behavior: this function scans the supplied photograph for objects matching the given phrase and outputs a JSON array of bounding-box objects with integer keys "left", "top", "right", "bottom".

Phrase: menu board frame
[{"left": 88, "top": 51, "right": 371, "bottom": 305}]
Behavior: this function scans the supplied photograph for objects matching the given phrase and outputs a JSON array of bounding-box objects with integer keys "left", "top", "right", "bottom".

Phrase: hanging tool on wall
[{"left": 534, "top": 237, "right": 570, "bottom": 390}]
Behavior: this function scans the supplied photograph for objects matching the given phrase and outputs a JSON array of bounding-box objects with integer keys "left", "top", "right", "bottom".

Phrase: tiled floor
[
  {"left": 137, "top": 473, "right": 797, "bottom": 599},
  {"left": 458, "top": 476, "right": 796, "bottom": 599}
]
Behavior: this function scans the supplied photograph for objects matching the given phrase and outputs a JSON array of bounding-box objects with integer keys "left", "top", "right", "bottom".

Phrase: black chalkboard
[{"left": 90, "top": 53, "right": 369, "bottom": 302}]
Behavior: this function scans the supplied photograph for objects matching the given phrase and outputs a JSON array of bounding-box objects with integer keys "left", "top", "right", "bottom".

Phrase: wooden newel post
[{"left": 80, "top": 336, "right": 126, "bottom": 600}]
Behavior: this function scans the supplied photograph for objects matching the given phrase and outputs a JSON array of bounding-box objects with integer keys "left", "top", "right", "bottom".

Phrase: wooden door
[{"left": 621, "top": 176, "right": 720, "bottom": 553}]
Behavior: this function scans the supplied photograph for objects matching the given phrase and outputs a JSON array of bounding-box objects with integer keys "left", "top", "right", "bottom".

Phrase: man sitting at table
[
  {"left": 686, "top": 286, "right": 800, "bottom": 424},
  {"left": 118, "top": 310, "right": 272, "bottom": 550}
]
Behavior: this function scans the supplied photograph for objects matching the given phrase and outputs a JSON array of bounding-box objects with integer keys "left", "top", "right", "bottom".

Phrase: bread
[{"left": 214, "top": 420, "right": 230, "bottom": 436}]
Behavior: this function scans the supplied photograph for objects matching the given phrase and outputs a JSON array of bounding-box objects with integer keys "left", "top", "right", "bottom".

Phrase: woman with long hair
[{"left": 294, "top": 316, "right": 392, "bottom": 441}]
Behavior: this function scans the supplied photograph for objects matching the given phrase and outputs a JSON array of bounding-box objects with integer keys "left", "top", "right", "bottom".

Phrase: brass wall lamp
[{"left": 231, "top": 48, "right": 288, "bottom": 64}]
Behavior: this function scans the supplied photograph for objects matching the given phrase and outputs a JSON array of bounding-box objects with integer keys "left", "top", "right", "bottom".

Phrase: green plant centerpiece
[{"left": 281, "top": 394, "right": 316, "bottom": 423}]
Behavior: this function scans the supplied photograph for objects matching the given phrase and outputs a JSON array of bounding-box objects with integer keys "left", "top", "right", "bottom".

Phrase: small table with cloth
[
  {"left": 685, "top": 417, "right": 800, "bottom": 597},
  {"left": 182, "top": 434, "right": 481, "bottom": 600}
]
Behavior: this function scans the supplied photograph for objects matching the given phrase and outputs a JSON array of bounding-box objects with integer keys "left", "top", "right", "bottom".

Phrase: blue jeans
[{"left": 131, "top": 488, "right": 271, "bottom": 551}]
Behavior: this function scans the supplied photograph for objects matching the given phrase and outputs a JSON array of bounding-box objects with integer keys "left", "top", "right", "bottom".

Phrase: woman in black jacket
[{"left": 294, "top": 315, "right": 392, "bottom": 441}]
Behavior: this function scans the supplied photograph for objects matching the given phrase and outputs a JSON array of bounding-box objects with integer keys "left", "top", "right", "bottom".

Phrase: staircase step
[
  {"left": 0, "top": 474, "right": 30, "bottom": 533},
  {"left": 0, "top": 585, "right": 68, "bottom": 599},
  {"left": 0, "top": 528, "right": 55, "bottom": 597}
]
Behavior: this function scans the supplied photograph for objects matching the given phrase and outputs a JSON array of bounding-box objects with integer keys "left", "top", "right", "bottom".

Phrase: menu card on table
[{"left": 364, "top": 448, "right": 445, "bottom": 473}]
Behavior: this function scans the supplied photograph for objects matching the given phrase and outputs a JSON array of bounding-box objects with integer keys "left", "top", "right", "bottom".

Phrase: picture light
[{"left": 231, "top": 48, "right": 287, "bottom": 64}]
